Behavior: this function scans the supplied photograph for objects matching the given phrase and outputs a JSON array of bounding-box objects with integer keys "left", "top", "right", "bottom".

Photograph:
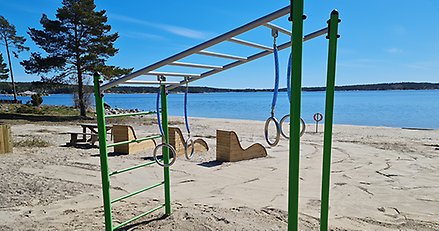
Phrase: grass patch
[
  {"left": 0, "top": 104, "right": 80, "bottom": 116},
  {"left": 14, "top": 138, "right": 51, "bottom": 148}
]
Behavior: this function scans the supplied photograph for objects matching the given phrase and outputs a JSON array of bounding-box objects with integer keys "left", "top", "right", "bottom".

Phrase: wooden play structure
[
  {"left": 0, "top": 124, "right": 12, "bottom": 154},
  {"left": 112, "top": 125, "right": 156, "bottom": 154},
  {"left": 168, "top": 127, "right": 208, "bottom": 157},
  {"left": 216, "top": 130, "right": 267, "bottom": 162}
]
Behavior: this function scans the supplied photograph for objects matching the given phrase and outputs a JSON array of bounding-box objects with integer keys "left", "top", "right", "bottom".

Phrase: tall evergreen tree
[
  {"left": 21, "top": 0, "right": 131, "bottom": 117},
  {"left": 0, "top": 53, "right": 9, "bottom": 80},
  {"left": 0, "top": 16, "right": 29, "bottom": 101}
]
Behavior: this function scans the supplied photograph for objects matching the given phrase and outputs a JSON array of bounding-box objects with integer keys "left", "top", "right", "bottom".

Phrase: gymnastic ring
[
  {"left": 280, "top": 114, "right": 306, "bottom": 139},
  {"left": 184, "top": 137, "right": 195, "bottom": 160},
  {"left": 264, "top": 116, "right": 281, "bottom": 147},
  {"left": 153, "top": 143, "right": 177, "bottom": 167}
]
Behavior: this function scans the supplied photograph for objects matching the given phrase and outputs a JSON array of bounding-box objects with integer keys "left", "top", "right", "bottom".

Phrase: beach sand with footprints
[{"left": 1, "top": 117, "right": 439, "bottom": 230}]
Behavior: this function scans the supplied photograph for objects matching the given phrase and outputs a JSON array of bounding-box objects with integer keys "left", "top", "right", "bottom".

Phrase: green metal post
[
  {"left": 288, "top": 0, "right": 304, "bottom": 230},
  {"left": 160, "top": 83, "right": 172, "bottom": 215},
  {"left": 93, "top": 72, "right": 113, "bottom": 231},
  {"left": 320, "top": 10, "right": 340, "bottom": 231}
]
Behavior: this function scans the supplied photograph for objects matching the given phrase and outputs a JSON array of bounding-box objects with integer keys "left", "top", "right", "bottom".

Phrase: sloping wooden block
[
  {"left": 112, "top": 125, "right": 156, "bottom": 154},
  {"left": 216, "top": 130, "right": 267, "bottom": 162},
  {"left": 169, "top": 127, "right": 209, "bottom": 157}
]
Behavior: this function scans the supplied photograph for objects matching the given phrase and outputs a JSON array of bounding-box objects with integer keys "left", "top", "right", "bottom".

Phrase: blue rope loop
[
  {"left": 184, "top": 82, "right": 191, "bottom": 135},
  {"left": 271, "top": 44, "right": 280, "bottom": 116},
  {"left": 287, "top": 52, "right": 292, "bottom": 103},
  {"left": 156, "top": 89, "right": 164, "bottom": 136}
]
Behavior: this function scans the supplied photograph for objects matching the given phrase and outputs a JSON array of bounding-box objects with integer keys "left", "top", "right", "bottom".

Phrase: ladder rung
[
  {"left": 145, "top": 71, "right": 200, "bottom": 77},
  {"left": 105, "top": 111, "right": 156, "bottom": 119},
  {"left": 112, "top": 204, "right": 165, "bottom": 230},
  {"left": 197, "top": 50, "right": 247, "bottom": 60},
  {"left": 228, "top": 37, "right": 273, "bottom": 51},
  {"left": 303, "top": 27, "right": 329, "bottom": 41},
  {"left": 169, "top": 61, "right": 223, "bottom": 70},
  {"left": 107, "top": 135, "right": 162, "bottom": 148},
  {"left": 111, "top": 182, "right": 164, "bottom": 204},
  {"left": 123, "top": 81, "right": 181, "bottom": 85},
  {"left": 109, "top": 161, "right": 156, "bottom": 176},
  {"left": 264, "top": 23, "right": 292, "bottom": 36}
]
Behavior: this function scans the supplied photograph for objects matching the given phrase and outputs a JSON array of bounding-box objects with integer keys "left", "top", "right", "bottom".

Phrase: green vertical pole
[
  {"left": 93, "top": 72, "right": 113, "bottom": 231},
  {"left": 319, "top": 10, "right": 340, "bottom": 231},
  {"left": 288, "top": 0, "right": 304, "bottom": 230},
  {"left": 160, "top": 83, "right": 172, "bottom": 215}
]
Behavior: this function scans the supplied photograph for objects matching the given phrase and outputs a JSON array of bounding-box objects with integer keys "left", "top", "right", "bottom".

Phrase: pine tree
[
  {"left": 21, "top": 0, "right": 132, "bottom": 117},
  {"left": 0, "top": 53, "right": 9, "bottom": 80},
  {"left": 0, "top": 16, "right": 29, "bottom": 101}
]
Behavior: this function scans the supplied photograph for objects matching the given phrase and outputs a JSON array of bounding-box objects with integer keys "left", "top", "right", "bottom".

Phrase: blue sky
[{"left": 1, "top": 0, "right": 438, "bottom": 88}]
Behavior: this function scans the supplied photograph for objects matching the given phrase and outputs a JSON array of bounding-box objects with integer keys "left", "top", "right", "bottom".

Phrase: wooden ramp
[
  {"left": 216, "top": 130, "right": 267, "bottom": 162},
  {"left": 169, "top": 127, "right": 209, "bottom": 157},
  {"left": 112, "top": 125, "right": 156, "bottom": 154}
]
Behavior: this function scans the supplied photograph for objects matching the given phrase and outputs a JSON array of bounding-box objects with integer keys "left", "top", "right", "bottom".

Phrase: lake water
[{"left": 2, "top": 90, "right": 439, "bottom": 129}]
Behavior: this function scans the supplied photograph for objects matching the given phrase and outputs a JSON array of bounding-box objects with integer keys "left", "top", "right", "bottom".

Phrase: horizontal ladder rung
[
  {"left": 109, "top": 161, "right": 156, "bottom": 176},
  {"left": 107, "top": 135, "right": 162, "bottom": 148},
  {"left": 168, "top": 27, "right": 328, "bottom": 91},
  {"left": 169, "top": 61, "right": 223, "bottom": 69},
  {"left": 123, "top": 81, "right": 181, "bottom": 85},
  {"left": 105, "top": 111, "right": 155, "bottom": 119},
  {"left": 228, "top": 37, "right": 273, "bottom": 51},
  {"left": 303, "top": 27, "right": 329, "bottom": 41},
  {"left": 264, "top": 23, "right": 291, "bottom": 36},
  {"left": 145, "top": 71, "right": 200, "bottom": 77},
  {"left": 197, "top": 50, "right": 247, "bottom": 60},
  {"left": 112, "top": 204, "right": 165, "bottom": 230},
  {"left": 111, "top": 182, "right": 164, "bottom": 204}
]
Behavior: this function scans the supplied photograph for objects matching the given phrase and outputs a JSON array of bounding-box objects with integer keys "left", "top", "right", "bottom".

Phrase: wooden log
[
  {"left": 216, "top": 130, "right": 267, "bottom": 162},
  {"left": 0, "top": 125, "right": 13, "bottom": 154}
]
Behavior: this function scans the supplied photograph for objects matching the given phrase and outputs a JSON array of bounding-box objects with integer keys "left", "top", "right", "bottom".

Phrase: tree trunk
[
  {"left": 77, "top": 66, "right": 86, "bottom": 117},
  {"left": 4, "top": 38, "right": 17, "bottom": 102}
]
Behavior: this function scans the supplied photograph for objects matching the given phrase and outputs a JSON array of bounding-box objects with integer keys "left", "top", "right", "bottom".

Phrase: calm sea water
[{"left": 2, "top": 90, "right": 439, "bottom": 129}]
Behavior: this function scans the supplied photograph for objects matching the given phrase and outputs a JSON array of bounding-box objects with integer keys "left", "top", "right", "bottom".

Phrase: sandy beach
[{"left": 0, "top": 117, "right": 438, "bottom": 230}]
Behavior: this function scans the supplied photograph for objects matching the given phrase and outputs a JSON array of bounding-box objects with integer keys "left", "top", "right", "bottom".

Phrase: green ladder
[{"left": 93, "top": 73, "right": 172, "bottom": 231}]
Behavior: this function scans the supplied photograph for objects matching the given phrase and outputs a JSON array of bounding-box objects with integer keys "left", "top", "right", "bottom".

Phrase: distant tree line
[{"left": 2, "top": 82, "right": 438, "bottom": 95}]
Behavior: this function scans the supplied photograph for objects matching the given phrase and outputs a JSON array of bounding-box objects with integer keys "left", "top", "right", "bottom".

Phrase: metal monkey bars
[{"left": 94, "top": 1, "right": 340, "bottom": 230}]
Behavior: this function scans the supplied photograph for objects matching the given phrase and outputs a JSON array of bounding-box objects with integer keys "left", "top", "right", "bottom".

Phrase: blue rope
[
  {"left": 271, "top": 44, "right": 280, "bottom": 114},
  {"left": 184, "top": 83, "right": 191, "bottom": 134},
  {"left": 287, "top": 52, "right": 292, "bottom": 103},
  {"left": 156, "top": 89, "right": 164, "bottom": 136}
]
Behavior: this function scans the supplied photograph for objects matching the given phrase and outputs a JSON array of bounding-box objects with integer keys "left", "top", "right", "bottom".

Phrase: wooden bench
[{"left": 64, "top": 132, "right": 99, "bottom": 146}]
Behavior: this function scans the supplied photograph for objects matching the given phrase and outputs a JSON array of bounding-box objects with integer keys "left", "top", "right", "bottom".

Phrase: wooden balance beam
[
  {"left": 169, "top": 127, "right": 209, "bottom": 157},
  {"left": 216, "top": 130, "right": 267, "bottom": 162}
]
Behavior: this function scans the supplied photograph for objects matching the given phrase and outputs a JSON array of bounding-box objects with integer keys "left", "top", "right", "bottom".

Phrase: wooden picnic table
[
  {"left": 79, "top": 123, "right": 113, "bottom": 140},
  {"left": 65, "top": 123, "right": 112, "bottom": 146}
]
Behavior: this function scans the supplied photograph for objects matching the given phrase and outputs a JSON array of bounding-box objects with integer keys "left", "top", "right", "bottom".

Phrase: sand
[{"left": 0, "top": 117, "right": 438, "bottom": 230}]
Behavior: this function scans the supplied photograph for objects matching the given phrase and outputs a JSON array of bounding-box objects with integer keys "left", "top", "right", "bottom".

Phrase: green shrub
[
  {"left": 15, "top": 104, "right": 43, "bottom": 114},
  {"left": 31, "top": 94, "right": 43, "bottom": 107}
]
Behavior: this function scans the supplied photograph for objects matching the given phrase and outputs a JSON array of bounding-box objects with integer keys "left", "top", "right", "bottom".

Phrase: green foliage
[
  {"left": 31, "top": 93, "right": 43, "bottom": 106},
  {"left": 16, "top": 104, "right": 43, "bottom": 114},
  {"left": 21, "top": 0, "right": 132, "bottom": 116},
  {"left": 0, "top": 16, "right": 29, "bottom": 58},
  {"left": 0, "top": 53, "right": 8, "bottom": 80}
]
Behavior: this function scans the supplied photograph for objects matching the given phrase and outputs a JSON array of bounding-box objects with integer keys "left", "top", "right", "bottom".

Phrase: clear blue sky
[{"left": 1, "top": 0, "right": 438, "bottom": 88}]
